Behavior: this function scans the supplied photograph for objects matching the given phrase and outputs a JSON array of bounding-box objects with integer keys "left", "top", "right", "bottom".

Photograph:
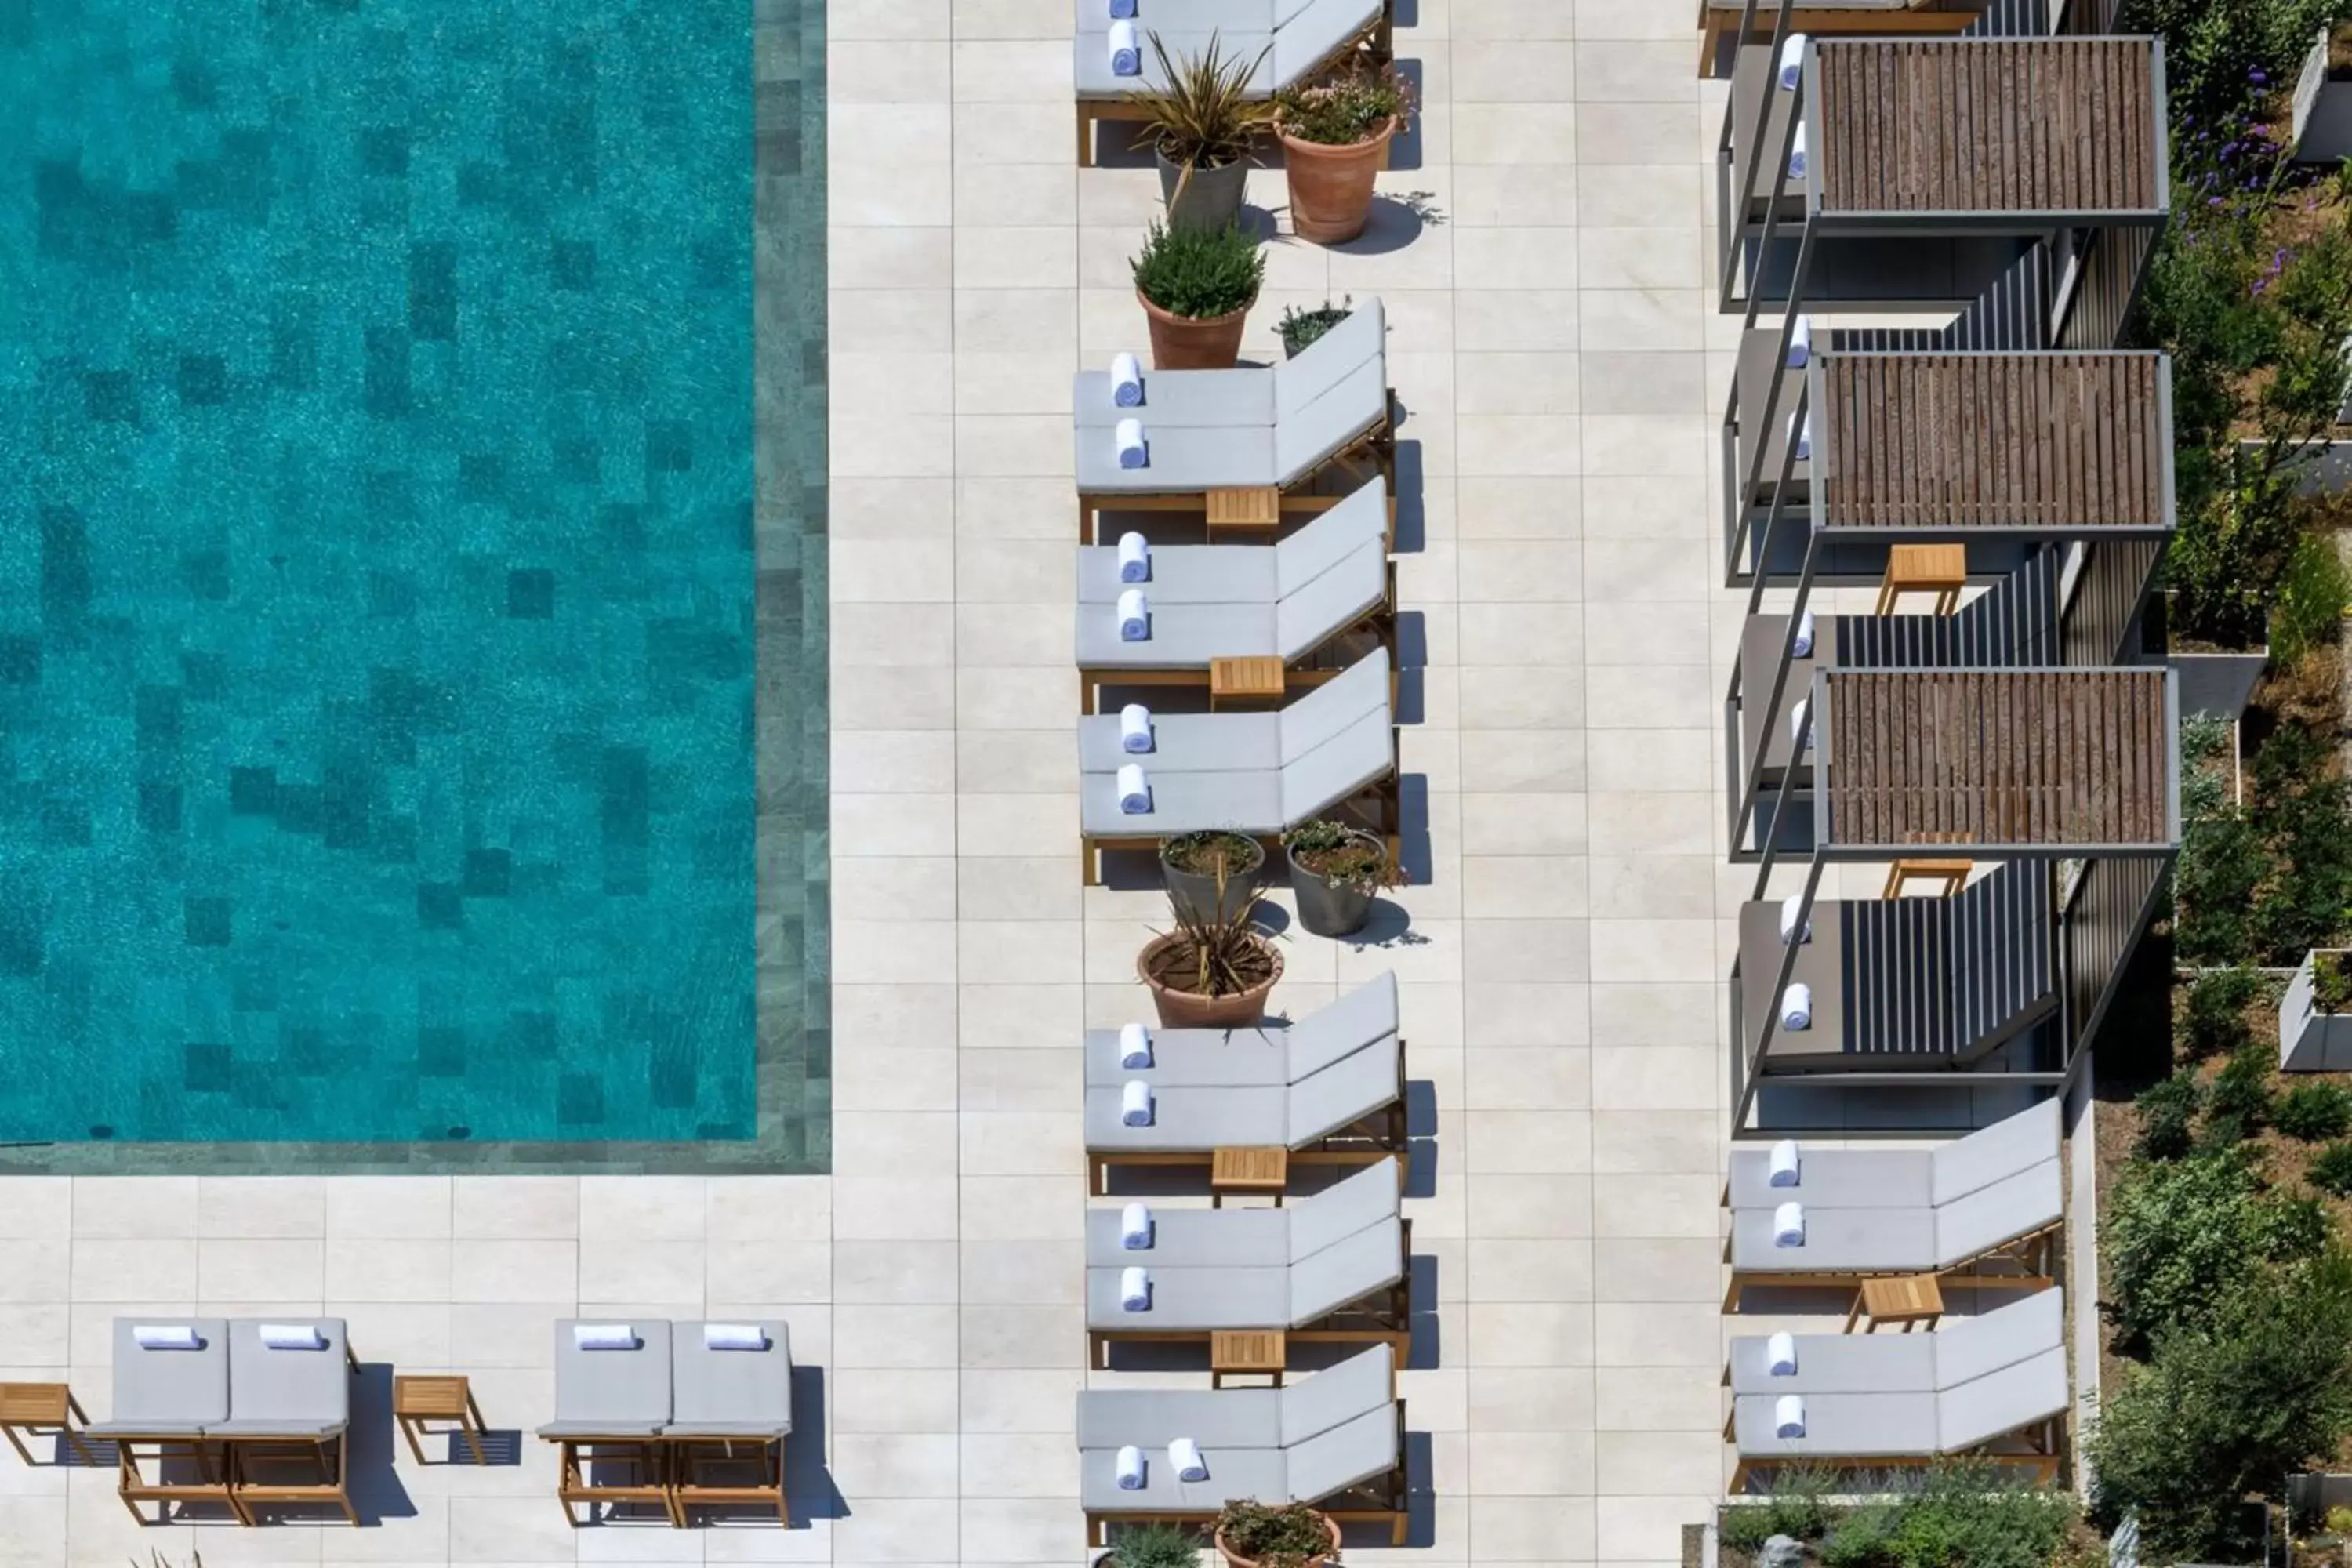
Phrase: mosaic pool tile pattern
[{"left": 0, "top": 0, "right": 825, "bottom": 1161}]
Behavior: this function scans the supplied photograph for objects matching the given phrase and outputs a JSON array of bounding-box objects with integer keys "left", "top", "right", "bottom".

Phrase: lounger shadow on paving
[
  {"left": 1073, "top": 1, "right": 1396, "bottom": 165},
  {"left": 669, "top": 1320, "right": 793, "bottom": 1525},
  {"left": 1725, "top": 1290, "right": 2068, "bottom": 1490},
  {"left": 1079, "top": 647, "right": 1396, "bottom": 885},
  {"left": 216, "top": 1318, "right": 361, "bottom": 1526},
  {"left": 1073, "top": 300, "right": 1392, "bottom": 538},
  {"left": 1086, "top": 1160, "right": 1410, "bottom": 1365},
  {"left": 1087, "top": 974, "right": 1407, "bottom": 1191},
  {"left": 1720, "top": 1100, "right": 2063, "bottom": 1309},
  {"left": 539, "top": 1320, "right": 680, "bottom": 1528},
  {"left": 1076, "top": 477, "right": 1393, "bottom": 713},
  {"left": 1076, "top": 1342, "right": 1408, "bottom": 1544}
]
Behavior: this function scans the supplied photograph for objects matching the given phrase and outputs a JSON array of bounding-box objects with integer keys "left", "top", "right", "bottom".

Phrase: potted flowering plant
[
  {"left": 1272, "top": 61, "right": 1414, "bottom": 243},
  {"left": 1281, "top": 819, "right": 1403, "bottom": 938},
  {"left": 1213, "top": 1499, "right": 1340, "bottom": 1568}
]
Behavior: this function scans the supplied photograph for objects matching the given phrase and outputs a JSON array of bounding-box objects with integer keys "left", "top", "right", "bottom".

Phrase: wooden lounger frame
[
  {"left": 223, "top": 1336, "right": 362, "bottom": 1526},
  {"left": 114, "top": 1434, "right": 240, "bottom": 1526},
  {"left": 549, "top": 1434, "right": 682, "bottom": 1527},
  {"left": 1719, "top": 1220, "right": 2061, "bottom": 1312},
  {"left": 1695, "top": 2, "right": 1987, "bottom": 76},
  {"left": 1089, "top": 1218, "right": 1415, "bottom": 1367},
  {"left": 1083, "top": 1401, "right": 1412, "bottom": 1546},
  {"left": 1076, "top": 3, "right": 1396, "bottom": 166},
  {"left": 1727, "top": 1414, "right": 2060, "bottom": 1494},
  {"left": 671, "top": 1434, "right": 789, "bottom": 1526},
  {"left": 1077, "top": 393, "right": 1399, "bottom": 544},
  {"left": 1088, "top": 1053, "right": 1410, "bottom": 1193}
]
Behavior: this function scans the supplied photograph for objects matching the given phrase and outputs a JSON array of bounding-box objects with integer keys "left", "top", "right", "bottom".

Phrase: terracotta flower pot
[
  {"left": 1138, "top": 289, "right": 1252, "bottom": 369},
  {"left": 1138, "top": 931, "right": 1283, "bottom": 1029},
  {"left": 1278, "top": 117, "right": 1397, "bottom": 244},
  {"left": 1214, "top": 1512, "right": 1342, "bottom": 1568}
]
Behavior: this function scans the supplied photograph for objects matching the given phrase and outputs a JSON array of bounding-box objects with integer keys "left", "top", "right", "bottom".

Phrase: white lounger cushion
[{"left": 1080, "top": 975, "right": 1399, "bottom": 1090}]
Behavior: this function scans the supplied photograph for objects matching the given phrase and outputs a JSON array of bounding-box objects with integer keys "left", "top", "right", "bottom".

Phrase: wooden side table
[
  {"left": 1875, "top": 543, "right": 1968, "bottom": 615},
  {"left": 394, "top": 1374, "right": 489, "bottom": 1465},
  {"left": 1210, "top": 1330, "right": 1287, "bottom": 1389},
  {"left": 1846, "top": 1273, "right": 1944, "bottom": 1334},
  {"left": 1883, "top": 858, "right": 1972, "bottom": 899},
  {"left": 0, "top": 1383, "right": 93, "bottom": 1465},
  {"left": 1210, "top": 656, "right": 1284, "bottom": 711},
  {"left": 1210, "top": 1145, "right": 1289, "bottom": 1208},
  {"left": 1206, "top": 485, "right": 1282, "bottom": 540}
]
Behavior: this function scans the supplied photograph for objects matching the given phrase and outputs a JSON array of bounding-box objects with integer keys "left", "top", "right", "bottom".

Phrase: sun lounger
[
  {"left": 1087, "top": 976, "right": 1407, "bottom": 1191},
  {"left": 1725, "top": 1287, "right": 2062, "bottom": 1397},
  {"left": 539, "top": 1320, "right": 679, "bottom": 1527},
  {"left": 1074, "top": 303, "right": 1391, "bottom": 536},
  {"left": 1076, "top": 1342, "right": 1408, "bottom": 1544},
  {"left": 1085, "top": 971, "right": 1399, "bottom": 1089},
  {"left": 1697, "top": 0, "right": 1987, "bottom": 77},
  {"left": 90, "top": 1318, "right": 235, "bottom": 1525},
  {"left": 1073, "top": 0, "right": 1395, "bottom": 165},
  {"left": 1076, "top": 477, "right": 1392, "bottom": 711},
  {"left": 1087, "top": 1161, "right": 1408, "bottom": 1361},
  {"left": 1078, "top": 648, "right": 1396, "bottom": 882},
  {"left": 218, "top": 1319, "right": 360, "bottom": 1525},
  {"left": 670, "top": 1320, "right": 793, "bottom": 1525},
  {"left": 1721, "top": 1100, "right": 2062, "bottom": 1308}
]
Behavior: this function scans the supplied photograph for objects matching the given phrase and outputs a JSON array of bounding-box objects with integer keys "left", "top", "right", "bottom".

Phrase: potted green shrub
[
  {"left": 1104, "top": 1522, "right": 1203, "bottom": 1568},
  {"left": 1131, "top": 220, "right": 1265, "bottom": 370},
  {"left": 1278, "top": 298, "right": 1352, "bottom": 359},
  {"left": 1138, "top": 884, "right": 1283, "bottom": 1029},
  {"left": 1160, "top": 830, "right": 1264, "bottom": 925},
  {"left": 1282, "top": 819, "right": 1403, "bottom": 938},
  {"left": 1272, "top": 61, "right": 1414, "bottom": 244},
  {"left": 1213, "top": 1499, "right": 1340, "bottom": 1568},
  {"left": 1128, "top": 32, "right": 1273, "bottom": 233}
]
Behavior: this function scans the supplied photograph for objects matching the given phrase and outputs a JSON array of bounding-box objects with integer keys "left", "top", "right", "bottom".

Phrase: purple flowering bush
[{"left": 2122, "top": 0, "right": 2345, "bottom": 118}]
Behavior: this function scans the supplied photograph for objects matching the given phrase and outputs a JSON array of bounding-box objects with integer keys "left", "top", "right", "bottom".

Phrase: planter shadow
[
  {"left": 1319, "top": 193, "right": 1429, "bottom": 256},
  {"left": 1387, "top": 60, "right": 1427, "bottom": 171},
  {"left": 1334, "top": 898, "right": 1425, "bottom": 949}
]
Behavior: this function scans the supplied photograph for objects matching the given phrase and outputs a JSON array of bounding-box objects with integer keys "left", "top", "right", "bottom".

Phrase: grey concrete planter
[
  {"left": 1160, "top": 834, "right": 1263, "bottom": 926},
  {"left": 2292, "top": 26, "right": 2352, "bottom": 164},
  {"left": 1156, "top": 150, "right": 1250, "bottom": 232},
  {"left": 2281, "top": 949, "right": 2352, "bottom": 1070},
  {"left": 2171, "top": 646, "right": 2269, "bottom": 722}
]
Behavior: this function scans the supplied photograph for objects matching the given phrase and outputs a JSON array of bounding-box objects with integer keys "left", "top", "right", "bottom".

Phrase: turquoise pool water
[{"left": 0, "top": 0, "right": 789, "bottom": 1146}]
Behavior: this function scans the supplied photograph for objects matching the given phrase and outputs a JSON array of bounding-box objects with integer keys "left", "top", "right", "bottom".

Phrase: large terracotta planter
[
  {"left": 1215, "top": 1512, "right": 1341, "bottom": 1568},
  {"left": 1138, "top": 290, "right": 1252, "bottom": 369},
  {"left": 1138, "top": 932, "right": 1283, "bottom": 1028},
  {"left": 1278, "top": 117, "right": 1397, "bottom": 244}
]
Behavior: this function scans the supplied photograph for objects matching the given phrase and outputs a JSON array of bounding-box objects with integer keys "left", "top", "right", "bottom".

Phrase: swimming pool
[{"left": 0, "top": 0, "right": 823, "bottom": 1158}]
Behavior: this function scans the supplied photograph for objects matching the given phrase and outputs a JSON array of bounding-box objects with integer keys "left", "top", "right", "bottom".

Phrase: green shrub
[
  {"left": 2134, "top": 1071, "right": 2205, "bottom": 1162},
  {"left": 2174, "top": 808, "right": 2270, "bottom": 965},
  {"left": 1719, "top": 1506, "right": 1774, "bottom": 1555},
  {"left": 1212, "top": 1501, "right": 1330, "bottom": 1568},
  {"left": 1277, "top": 299, "right": 1352, "bottom": 358},
  {"left": 2202, "top": 1044, "right": 2278, "bottom": 1146},
  {"left": 2119, "top": 0, "right": 2345, "bottom": 118},
  {"left": 1820, "top": 1501, "right": 1900, "bottom": 1567},
  {"left": 1757, "top": 1465, "right": 1837, "bottom": 1541},
  {"left": 2106, "top": 1151, "right": 2323, "bottom": 1348},
  {"left": 2278, "top": 1081, "right": 2352, "bottom": 1141},
  {"left": 1131, "top": 222, "right": 1265, "bottom": 321},
  {"left": 2312, "top": 1139, "right": 2352, "bottom": 1196},
  {"left": 2273, "top": 530, "right": 2350, "bottom": 664},
  {"left": 2089, "top": 1249, "right": 2352, "bottom": 1561},
  {"left": 1109, "top": 1523, "right": 1200, "bottom": 1568},
  {"left": 2182, "top": 967, "right": 2261, "bottom": 1058},
  {"left": 2247, "top": 724, "right": 2352, "bottom": 964},
  {"left": 1886, "top": 1466, "right": 2077, "bottom": 1568},
  {"left": 2319, "top": 949, "right": 2352, "bottom": 1014}
]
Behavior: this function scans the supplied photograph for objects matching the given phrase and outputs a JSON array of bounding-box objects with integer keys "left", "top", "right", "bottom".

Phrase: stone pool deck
[{"left": 0, "top": 2, "right": 1748, "bottom": 1562}]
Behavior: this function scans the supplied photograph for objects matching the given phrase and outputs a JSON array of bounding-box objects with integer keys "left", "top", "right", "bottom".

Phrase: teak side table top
[
  {"left": 1846, "top": 1273, "right": 1945, "bottom": 1334},
  {"left": 1210, "top": 1145, "right": 1289, "bottom": 1207}
]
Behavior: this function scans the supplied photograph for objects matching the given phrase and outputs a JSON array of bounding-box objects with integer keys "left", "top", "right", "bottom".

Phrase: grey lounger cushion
[
  {"left": 1084, "top": 1038, "right": 1399, "bottom": 1153},
  {"left": 1087, "top": 1213, "right": 1403, "bottom": 1329},
  {"left": 1729, "top": 1204, "right": 1937, "bottom": 1274},
  {"left": 1085, "top": 1160, "right": 1397, "bottom": 1266},
  {"left": 1077, "top": 423, "right": 1279, "bottom": 493},
  {"left": 1079, "top": 547, "right": 1280, "bottom": 607},
  {"left": 1930, "top": 1288, "right": 2063, "bottom": 1388},
  {"left": 1287, "top": 1160, "right": 1402, "bottom": 1257},
  {"left": 1074, "top": 0, "right": 1276, "bottom": 34},
  {"left": 210, "top": 1319, "right": 350, "bottom": 1438},
  {"left": 1276, "top": 299, "right": 1385, "bottom": 417},
  {"left": 1075, "top": 29, "right": 1276, "bottom": 100},
  {"left": 1731, "top": 1346, "right": 2067, "bottom": 1462},
  {"left": 1077, "top": 1385, "right": 1281, "bottom": 1451},
  {"left": 89, "top": 1319, "right": 231, "bottom": 1436},
  {"left": 1727, "top": 1289, "right": 2063, "bottom": 1396},
  {"left": 1932, "top": 1098, "right": 2061, "bottom": 1205},
  {"left": 1726, "top": 1100, "right": 2057, "bottom": 1211},
  {"left": 1074, "top": 367, "right": 1275, "bottom": 428},
  {"left": 539, "top": 1320, "right": 673, "bottom": 1438},
  {"left": 1289, "top": 1036, "right": 1401, "bottom": 1145},
  {"left": 670, "top": 1321, "right": 793, "bottom": 1438},
  {"left": 1082, "top": 973, "right": 1399, "bottom": 1089},
  {"left": 1271, "top": 0, "right": 1384, "bottom": 84}
]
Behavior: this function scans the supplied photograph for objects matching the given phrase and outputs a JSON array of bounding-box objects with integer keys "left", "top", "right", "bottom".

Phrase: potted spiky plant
[
  {"left": 1214, "top": 1499, "right": 1340, "bottom": 1568},
  {"left": 1160, "top": 830, "right": 1265, "bottom": 926},
  {"left": 1127, "top": 32, "right": 1275, "bottom": 232},
  {"left": 1281, "top": 819, "right": 1403, "bottom": 938},
  {"left": 1131, "top": 220, "right": 1266, "bottom": 370},
  {"left": 1138, "top": 877, "right": 1283, "bottom": 1029},
  {"left": 1273, "top": 60, "right": 1414, "bottom": 244}
]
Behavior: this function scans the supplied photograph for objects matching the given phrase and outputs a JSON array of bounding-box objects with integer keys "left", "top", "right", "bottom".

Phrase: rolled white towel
[
  {"left": 1109, "top": 19, "right": 1141, "bottom": 76},
  {"left": 1116, "top": 1443, "right": 1147, "bottom": 1489},
  {"left": 1169, "top": 1437, "right": 1208, "bottom": 1483},
  {"left": 1767, "top": 1330, "right": 1798, "bottom": 1377},
  {"left": 1111, "top": 350, "right": 1144, "bottom": 406},
  {"left": 574, "top": 1323, "right": 638, "bottom": 1351},
  {"left": 706, "top": 1322, "right": 770, "bottom": 1350},
  {"left": 1788, "top": 698, "right": 1809, "bottom": 750},
  {"left": 1116, "top": 587, "right": 1149, "bottom": 643},
  {"left": 1117, "top": 530, "right": 1151, "bottom": 583},
  {"left": 259, "top": 1322, "right": 327, "bottom": 1351},
  {"left": 1780, "top": 982, "right": 1812, "bottom": 1033},
  {"left": 1121, "top": 1265, "right": 1152, "bottom": 1311},
  {"left": 1788, "top": 122, "right": 1808, "bottom": 181},
  {"left": 1773, "top": 1200, "right": 1806, "bottom": 1248},
  {"left": 1120, "top": 702, "right": 1154, "bottom": 754},
  {"left": 1115, "top": 418, "right": 1147, "bottom": 470},
  {"left": 1788, "top": 406, "right": 1811, "bottom": 462},
  {"left": 132, "top": 1324, "right": 201, "bottom": 1351},
  {"left": 1775, "top": 1392, "right": 1806, "bottom": 1439},
  {"left": 1121, "top": 1201, "right": 1154, "bottom": 1250},
  {"left": 1122, "top": 1079, "right": 1154, "bottom": 1126},
  {"left": 1785, "top": 312, "right": 1812, "bottom": 369},
  {"left": 1790, "top": 606, "right": 1815, "bottom": 659},
  {"left": 1777, "top": 32, "right": 1807, "bottom": 91},
  {"left": 1120, "top": 1021, "right": 1152, "bottom": 1068},
  {"left": 1117, "top": 762, "right": 1151, "bottom": 816},
  {"left": 1777, "top": 894, "right": 1809, "bottom": 946},
  {"left": 1768, "top": 1138, "right": 1801, "bottom": 1188}
]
